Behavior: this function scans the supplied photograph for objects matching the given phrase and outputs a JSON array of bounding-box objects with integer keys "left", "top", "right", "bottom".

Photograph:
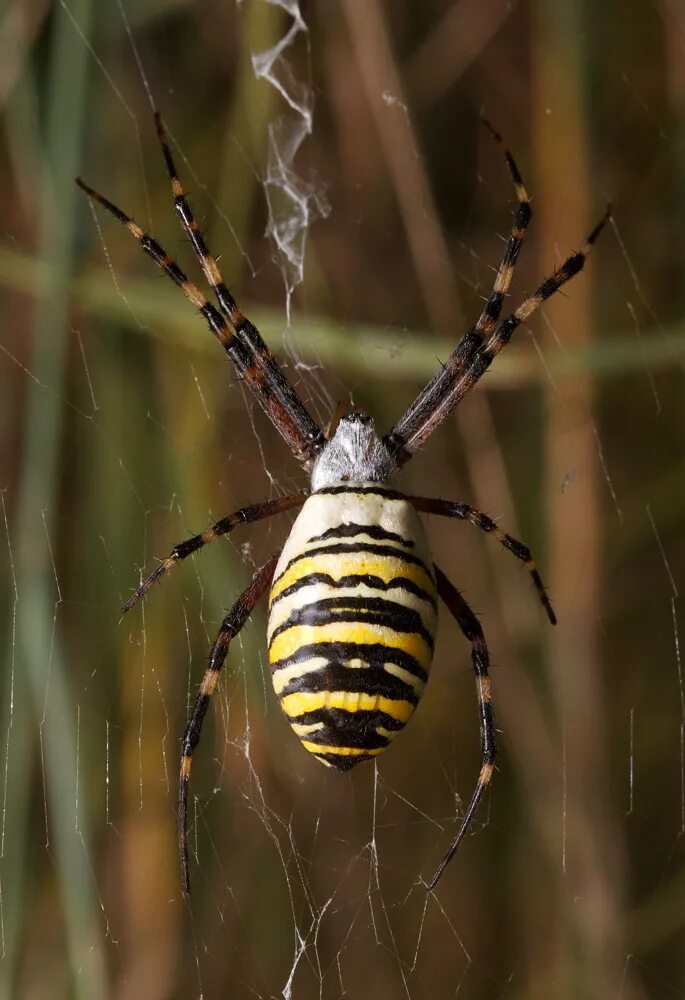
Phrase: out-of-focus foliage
[{"left": 1, "top": 2, "right": 683, "bottom": 998}]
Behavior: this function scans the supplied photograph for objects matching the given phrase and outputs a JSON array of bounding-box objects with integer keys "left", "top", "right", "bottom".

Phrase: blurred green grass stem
[
  {"left": 2, "top": 244, "right": 684, "bottom": 384},
  {"left": 2, "top": 0, "right": 107, "bottom": 995}
]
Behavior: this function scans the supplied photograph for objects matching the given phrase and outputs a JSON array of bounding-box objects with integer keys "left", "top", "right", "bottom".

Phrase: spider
[{"left": 77, "top": 113, "right": 609, "bottom": 895}]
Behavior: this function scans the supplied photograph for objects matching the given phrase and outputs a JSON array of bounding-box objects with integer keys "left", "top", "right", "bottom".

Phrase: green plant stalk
[
  {"left": 6, "top": 0, "right": 107, "bottom": 995},
  {"left": 2, "top": 244, "right": 684, "bottom": 386}
]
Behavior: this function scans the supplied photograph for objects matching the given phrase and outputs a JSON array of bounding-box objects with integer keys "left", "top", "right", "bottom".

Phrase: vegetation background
[{"left": 1, "top": 0, "right": 684, "bottom": 997}]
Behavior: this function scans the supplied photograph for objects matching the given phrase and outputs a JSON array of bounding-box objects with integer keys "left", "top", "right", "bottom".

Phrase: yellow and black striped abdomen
[{"left": 267, "top": 483, "right": 437, "bottom": 770}]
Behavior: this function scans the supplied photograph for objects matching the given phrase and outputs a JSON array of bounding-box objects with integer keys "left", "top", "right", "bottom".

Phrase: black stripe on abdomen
[
  {"left": 305, "top": 522, "right": 415, "bottom": 548},
  {"left": 315, "top": 485, "right": 405, "bottom": 500},
  {"left": 270, "top": 641, "right": 429, "bottom": 683},
  {"left": 269, "top": 571, "right": 438, "bottom": 611},
  {"left": 292, "top": 707, "right": 405, "bottom": 748},
  {"left": 268, "top": 596, "right": 435, "bottom": 650},
  {"left": 279, "top": 661, "right": 419, "bottom": 704}
]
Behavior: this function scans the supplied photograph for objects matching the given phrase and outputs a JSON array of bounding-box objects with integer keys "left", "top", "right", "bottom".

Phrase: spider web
[{"left": 0, "top": 1, "right": 683, "bottom": 998}]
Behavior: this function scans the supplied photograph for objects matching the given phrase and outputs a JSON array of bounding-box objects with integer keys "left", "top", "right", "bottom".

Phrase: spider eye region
[{"left": 341, "top": 411, "right": 372, "bottom": 426}]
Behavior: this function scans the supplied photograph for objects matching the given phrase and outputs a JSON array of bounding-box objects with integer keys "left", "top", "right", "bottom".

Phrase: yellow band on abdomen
[
  {"left": 269, "top": 552, "right": 435, "bottom": 605},
  {"left": 269, "top": 621, "right": 432, "bottom": 669},
  {"left": 300, "top": 741, "right": 384, "bottom": 758},
  {"left": 280, "top": 689, "right": 415, "bottom": 723}
]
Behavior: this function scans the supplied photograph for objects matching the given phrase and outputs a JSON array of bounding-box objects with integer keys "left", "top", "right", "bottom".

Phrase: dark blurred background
[{"left": 1, "top": 1, "right": 684, "bottom": 997}]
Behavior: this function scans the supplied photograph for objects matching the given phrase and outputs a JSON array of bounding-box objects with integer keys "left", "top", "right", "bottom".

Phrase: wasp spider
[{"left": 77, "top": 114, "right": 609, "bottom": 895}]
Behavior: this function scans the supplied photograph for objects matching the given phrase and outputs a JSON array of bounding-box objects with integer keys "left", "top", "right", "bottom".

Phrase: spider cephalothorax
[
  {"left": 311, "top": 412, "right": 398, "bottom": 489},
  {"left": 78, "top": 113, "right": 608, "bottom": 894}
]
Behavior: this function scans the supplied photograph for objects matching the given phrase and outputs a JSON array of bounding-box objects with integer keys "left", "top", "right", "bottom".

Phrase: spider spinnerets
[{"left": 77, "top": 113, "right": 609, "bottom": 895}]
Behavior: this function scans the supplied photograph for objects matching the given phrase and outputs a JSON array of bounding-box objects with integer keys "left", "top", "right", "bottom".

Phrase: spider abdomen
[{"left": 267, "top": 482, "right": 437, "bottom": 770}]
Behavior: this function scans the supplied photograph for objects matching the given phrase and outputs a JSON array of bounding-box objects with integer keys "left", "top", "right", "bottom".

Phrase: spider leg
[
  {"left": 154, "top": 112, "right": 237, "bottom": 313},
  {"left": 76, "top": 177, "right": 324, "bottom": 467},
  {"left": 428, "top": 566, "right": 497, "bottom": 891},
  {"left": 122, "top": 492, "right": 307, "bottom": 612},
  {"left": 409, "top": 496, "right": 555, "bottom": 624},
  {"left": 441, "top": 204, "right": 612, "bottom": 416},
  {"left": 179, "top": 551, "right": 280, "bottom": 896},
  {"left": 153, "top": 114, "right": 324, "bottom": 466},
  {"left": 386, "top": 120, "right": 533, "bottom": 461},
  {"left": 476, "top": 119, "right": 532, "bottom": 336},
  {"left": 386, "top": 171, "right": 609, "bottom": 464}
]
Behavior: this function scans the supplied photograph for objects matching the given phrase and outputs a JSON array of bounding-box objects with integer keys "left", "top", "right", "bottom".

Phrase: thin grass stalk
[
  {"left": 215, "top": 0, "right": 285, "bottom": 277},
  {"left": 1, "top": 244, "right": 682, "bottom": 388},
  {"left": 341, "top": 0, "right": 464, "bottom": 335},
  {"left": 532, "top": 3, "right": 635, "bottom": 997},
  {"left": 7, "top": 0, "right": 108, "bottom": 994},
  {"left": 0, "top": 36, "right": 44, "bottom": 997}
]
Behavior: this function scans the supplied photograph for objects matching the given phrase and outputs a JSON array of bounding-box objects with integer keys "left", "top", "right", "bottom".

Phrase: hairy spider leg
[
  {"left": 179, "top": 553, "right": 280, "bottom": 895},
  {"left": 428, "top": 567, "right": 497, "bottom": 890},
  {"left": 153, "top": 113, "right": 324, "bottom": 468},
  {"left": 439, "top": 205, "right": 612, "bottom": 419},
  {"left": 387, "top": 119, "right": 533, "bottom": 461},
  {"left": 386, "top": 183, "right": 610, "bottom": 459},
  {"left": 76, "top": 176, "right": 322, "bottom": 466},
  {"left": 409, "top": 495, "right": 556, "bottom": 625},
  {"left": 122, "top": 493, "right": 307, "bottom": 612}
]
